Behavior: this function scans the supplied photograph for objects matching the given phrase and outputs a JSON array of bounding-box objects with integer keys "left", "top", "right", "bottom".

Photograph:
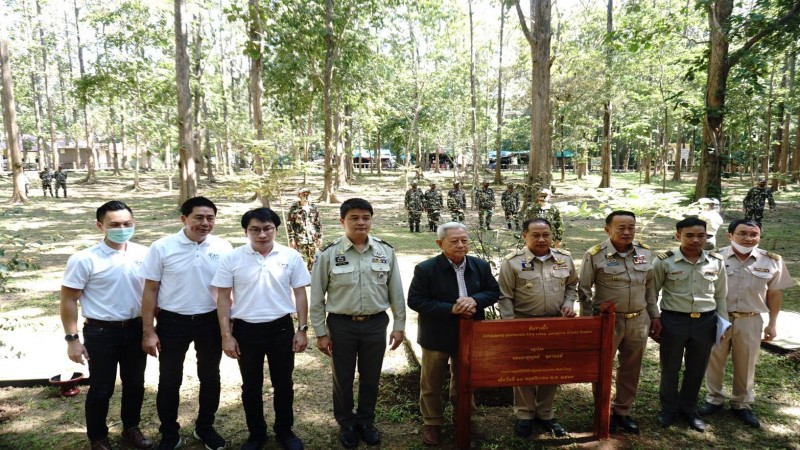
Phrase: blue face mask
[{"left": 106, "top": 226, "right": 135, "bottom": 244}]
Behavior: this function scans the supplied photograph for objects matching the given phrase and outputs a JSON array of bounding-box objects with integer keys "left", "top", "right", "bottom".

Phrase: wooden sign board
[{"left": 456, "top": 303, "right": 616, "bottom": 448}]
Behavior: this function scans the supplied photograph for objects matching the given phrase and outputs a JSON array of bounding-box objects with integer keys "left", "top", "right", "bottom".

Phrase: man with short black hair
[
  {"left": 699, "top": 219, "right": 794, "bottom": 429},
  {"left": 60, "top": 200, "right": 153, "bottom": 450},
  {"left": 653, "top": 216, "right": 727, "bottom": 433},
  {"left": 213, "top": 208, "right": 310, "bottom": 450},
  {"left": 140, "top": 196, "right": 233, "bottom": 450},
  {"left": 310, "top": 198, "right": 406, "bottom": 449}
]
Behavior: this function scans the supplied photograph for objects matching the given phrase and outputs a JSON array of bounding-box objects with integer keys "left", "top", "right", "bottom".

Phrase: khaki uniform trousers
[
  {"left": 513, "top": 385, "right": 557, "bottom": 420},
  {"left": 610, "top": 312, "right": 650, "bottom": 415},
  {"left": 705, "top": 314, "right": 763, "bottom": 409},
  {"left": 419, "top": 348, "right": 475, "bottom": 426}
]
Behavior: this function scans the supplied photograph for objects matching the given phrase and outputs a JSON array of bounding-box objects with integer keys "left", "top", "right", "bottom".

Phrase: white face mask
[{"left": 731, "top": 241, "right": 757, "bottom": 255}]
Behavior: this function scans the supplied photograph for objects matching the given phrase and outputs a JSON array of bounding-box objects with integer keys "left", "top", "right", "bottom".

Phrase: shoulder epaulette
[
  {"left": 320, "top": 238, "right": 341, "bottom": 252},
  {"left": 634, "top": 240, "right": 650, "bottom": 250},
  {"left": 657, "top": 251, "right": 674, "bottom": 260},
  {"left": 588, "top": 244, "right": 602, "bottom": 256},
  {"left": 553, "top": 247, "right": 571, "bottom": 256},
  {"left": 708, "top": 251, "right": 723, "bottom": 260},
  {"left": 504, "top": 249, "right": 524, "bottom": 260},
  {"left": 373, "top": 237, "right": 393, "bottom": 249},
  {"left": 765, "top": 251, "right": 781, "bottom": 261}
]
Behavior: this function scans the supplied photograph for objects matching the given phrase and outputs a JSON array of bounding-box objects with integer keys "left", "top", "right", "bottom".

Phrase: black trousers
[
  {"left": 327, "top": 312, "right": 389, "bottom": 427},
  {"left": 233, "top": 315, "right": 295, "bottom": 439},
  {"left": 155, "top": 310, "right": 222, "bottom": 436},
  {"left": 83, "top": 320, "right": 147, "bottom": 441},
  {"left": 658, "top": 311, "right": 716, "bottom": 416}
]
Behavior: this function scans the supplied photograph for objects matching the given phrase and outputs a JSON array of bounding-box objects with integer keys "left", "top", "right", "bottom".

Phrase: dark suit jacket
[{"left": 407, "top": 253, "right": 499, "bottom": 354}]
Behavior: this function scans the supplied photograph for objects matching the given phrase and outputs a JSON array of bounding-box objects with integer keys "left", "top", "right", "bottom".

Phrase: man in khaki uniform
[
  {"left": 499, "top": 218, "right": 577, "bottom": 438},
  {"left": 578, "top": 210, "right": 660, "bottom": 434},
  {"left": 653, "top": 216, "right": 727, "bottom": 433},
  {"left": 699, "top": 219, "right": 794, "bottom": 429},
  {"left": 310, "top": 198, "right": 406, "bottom": 449}
]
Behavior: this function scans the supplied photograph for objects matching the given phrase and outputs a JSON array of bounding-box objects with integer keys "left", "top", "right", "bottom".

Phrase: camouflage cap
[
  {"left": 506, "top": 182, "right": 514, "bottom": 187},
  {"left": 298, "top": 187, "right": 311, "bottom": 195},
  {"left": 482, "top": 180, "right": 490, "bottom": 185},
  {"left": 411, "top": 180, "right": 418, "bottom": 186}
]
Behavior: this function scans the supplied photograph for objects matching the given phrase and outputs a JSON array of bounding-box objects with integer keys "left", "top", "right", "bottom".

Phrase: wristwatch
[
  {"left": 64, "top": 333, "right": 80, "bottom": 342},
  {"left": 298, "top": 324, "right": 309, "bottom": 332}
]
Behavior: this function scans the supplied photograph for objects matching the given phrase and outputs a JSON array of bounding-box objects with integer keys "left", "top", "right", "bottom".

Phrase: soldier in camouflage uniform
[
  {"left": 742, "top": 179, "right": 776, "bottom": 226},
  {"left": 447, "top": 181, "right": 467, "bottom": 223},
  {"left": 423, "top": 182, "right": 444, "bottom": 232},
  {"left": 524, "top": 189, "right": 564, "bottom": 247},
  {"left": 405, "top": 180, "right": 425, "bottom": 233},
  {"left": 287, "top": 187, "right": 322, "bottom": 271},
  {"left": 476, "top": 181, "right": 495, "bottom": 230},
  {"left": 501, "top": 182, "right": 520, "bottom": 231},
  {"left": 39, "top": 167, "right": 54, "bottom": 198},
  {"left": 54, "top": 166, "right": 68, "bottom": 198}
]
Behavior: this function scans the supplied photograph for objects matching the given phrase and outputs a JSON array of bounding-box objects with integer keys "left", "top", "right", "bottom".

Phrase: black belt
[
  {"left": 158, "top": 309, "right": 217, "bottom": 321},
  {"left": 661, "top": 309, "right": 715, "bottom": 319},
  {"left": 329, "top": 312, "right": 383, "bottom": 322},
  {"left": 84, "top": 317, "right": 142, "bottom": 328}
]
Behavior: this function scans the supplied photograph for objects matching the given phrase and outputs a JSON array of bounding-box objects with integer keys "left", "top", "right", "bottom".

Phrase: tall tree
[
  {"left": 74, "top": 0, "right": 96, "bottom": 182},
  {"left": 468, "top": 0, "right": 479, "bottom": 186},
  {"left": 516, "top": 0, "right": 553, "bottom": 201},
  {"left": 598, "top": 0, "right": 612, "bottom": 188},
  {"left": 1, "top": 39, "right": 28, "bottom": 203},
  {"left": 35, "top": 0, "right": 58, "bottom": 170},
  {"left": 175, "top": 0, "right": 197, "bottom": 204}
]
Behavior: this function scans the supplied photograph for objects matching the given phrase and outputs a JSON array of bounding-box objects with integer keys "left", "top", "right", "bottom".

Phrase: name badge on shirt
[
  {"left": 372, "top": 253, "right": 388, "bottom": 264},
  {"left": 521, "top": 261, "right": 534, "bottom": 271},
  {"left": 753, "top": 267, "right": 770, "bottom": 273},
  {"left": 553, "top": 260, "right": 568, "bottom": 270},
  {"left": 208, "top": 253, "right": 220, "bottom": 261},
  {"left": 335, "top": 255, "right": 349, "bottom": 266},
  {"left": 633, "top": 254, "right": 647, "bottom": 264}
]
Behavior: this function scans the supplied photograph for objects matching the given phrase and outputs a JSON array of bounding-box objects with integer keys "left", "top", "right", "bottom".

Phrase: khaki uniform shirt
[
  {"left": 719, "top": 246, "right": 794, "bottom": 313},
  {"left": 498, "top": 247, "right": 578, "bottom": 319},
  {"left": 653, "top": 248, "right": 727, "bottom": 314},
  {"left": 578, "top": 239, "right": 658, "bottom": 318},
  {"left": 309, "top": 235, "right": 406, "bottom": 337}
]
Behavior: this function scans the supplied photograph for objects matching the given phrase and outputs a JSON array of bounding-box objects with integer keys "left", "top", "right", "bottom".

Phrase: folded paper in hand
[{"left": 716, "top": 313, "right": 732, "bottom": 346}]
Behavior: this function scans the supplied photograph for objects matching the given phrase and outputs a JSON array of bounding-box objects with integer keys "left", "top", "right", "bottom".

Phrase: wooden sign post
[{"left": 456, "top": 303, "right": 616, "bottom": 448}]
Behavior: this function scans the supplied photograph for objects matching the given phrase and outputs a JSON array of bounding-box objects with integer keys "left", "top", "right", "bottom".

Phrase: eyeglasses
[{"left": 248, "top": 226, "right": 276, "bottom": 235}]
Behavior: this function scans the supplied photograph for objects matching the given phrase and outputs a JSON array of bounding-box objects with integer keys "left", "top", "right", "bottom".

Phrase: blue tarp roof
[{"left": 555, "top": 150, "right": 574, "bottom": 158}]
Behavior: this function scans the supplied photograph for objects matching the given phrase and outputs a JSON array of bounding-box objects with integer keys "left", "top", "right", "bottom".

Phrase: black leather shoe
[
  {"left": 733, "top": 408, "right": 761, "bottom": 429},
  {"left": 680, "top": 412, "right": 706, "bottom": 432},
  {"left": 356, "top": 424, "right": 381, "bottom": 446},
  {"left": 611, "top": 414, "right": 640, "bottom": 434},
  {"left": 698, "top": 401, "right": 724, "bottom": 416},
  {"left": 276, "top": 430, "right": 303, "bottom": 450},
  {"left": 657, "top": 412, "right": 677, "bottom": 428},
  {"left": 339, "top": 427, "right": 358, "bottom": 449},
  {"left": 514, "top": 419, "right": 533, "bottom": 437},
  {"left": 240, "top": 435, "right": 266, "bottom": 450},
  {"left": 534, "top": 418, "right": 567, "bottom": 437}
]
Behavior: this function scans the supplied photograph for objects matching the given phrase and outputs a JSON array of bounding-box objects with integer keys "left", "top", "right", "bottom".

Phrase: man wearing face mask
[
  {"left": 60, "top": 201, "right": 154, "bottom": 450},
  {"left": 698, "top": 219, "right": 794, "bottom": 429},
  {"left": 140, "top": 197, "right": 233, "bottom": 450}
]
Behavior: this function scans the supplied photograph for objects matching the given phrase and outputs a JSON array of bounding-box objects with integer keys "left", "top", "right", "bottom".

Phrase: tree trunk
[
  {"left": 661, "top": 107, "right": 669, "bottom": 192},
  {"left": 763, "top": 64, "right": 775, "bottom": 182},
  {"left": 494, "top": 1, "right": 506, "bottom": 185},
  {"left": 36, "top": 0, "right": 58, "bottom": 171},
  {"left": 672, "top": 120, "right": 682, "bottom": 181},
  {"left": 192, "top": 16, "right": 205, "bottom": 177},
  {"left": 598, "top": 0, "right": 613, "bottom": 188},
  {"left": 516, "top": 0, "right": 553, "bottom": 206},
  {"left": 321, "top": 0, "right": 338, "bottom": 203},
  {"left": 175, "top": 0, "right": 197, "bottom": 204},
  {"left": 344, "top": 103, "right": 353, "bottom": 183},
  {"left": 468, "top": 0, "right": 479, "bottom": 187},
  {"left": 74, "top": 0, "right": 95, "bottom": 182},
  {"left": 1, "top": 40, "right": 28, "bottom": 203},
  {"left": 792, "top": 105, "right": 800, "bottom": 183},
  {"left": 779, "top": 52, "right": 794, "bottom": 188},
  {"left": 248, "top": 0, "right": 268, "bottom": 206}
]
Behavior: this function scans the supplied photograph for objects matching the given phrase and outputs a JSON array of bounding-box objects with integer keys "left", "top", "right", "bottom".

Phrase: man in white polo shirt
[
  {"left": 60, "top": 200, "right": 153, "bottom": 450},
  {"left": 213, "top": 208, "right": 310, "bottom": 450},
  {"left": 140, "top": 197, "right": 233, "bottom": 450}
]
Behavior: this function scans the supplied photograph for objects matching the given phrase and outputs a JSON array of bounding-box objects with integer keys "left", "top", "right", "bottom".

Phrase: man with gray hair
[{"left": 407, "top": 222, "right": 499, "bottom": 445}]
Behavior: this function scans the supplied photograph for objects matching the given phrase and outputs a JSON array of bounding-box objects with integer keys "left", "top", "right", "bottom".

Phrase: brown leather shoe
[
  {"left": 90, "top": 438, "right": 113, "bottom": 450},
  {"left": 422, "top": 425, "right": 441, "bottom": 445},
  {"left": 122, "top": 427, "right": 154, "bottom": 449}
]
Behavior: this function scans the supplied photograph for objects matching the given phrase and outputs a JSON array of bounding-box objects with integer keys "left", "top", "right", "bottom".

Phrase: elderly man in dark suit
[{"left": 407, "top": 222, "right": 500, "bottom": 446}]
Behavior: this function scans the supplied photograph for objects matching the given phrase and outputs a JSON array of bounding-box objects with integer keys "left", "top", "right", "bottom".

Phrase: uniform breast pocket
[
  {"left": 746, "top": 266, "right": 773, "bottom": 281},
  {"left": 666, "top": 270, "right": 689, "bottom": 290},
  {"left": 551, "top": 269, "right": 570, "bottom": 291},
  {"left": 331, "top": 264, "right": 356, "bottom": 285},
  {"left": 371, "top": 263, "right": 390, "bottom": 284},
  {"left": 517, "top": 270, "right": 541, "bottom": 290},
  {"left": 601, "top": 262, "right": 627, "bottom": 286},
  {"left": 632, "top": 264, "right": 651, "bottom": 285}
]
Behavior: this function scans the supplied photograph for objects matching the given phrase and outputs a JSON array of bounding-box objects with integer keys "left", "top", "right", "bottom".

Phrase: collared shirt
[
  {"left": 448, "top": 257, "right": 468, "bottom": 297},
  {"left": 62, "top": 240, "right": 148, "bottom": 321},
  {"left": 212, "top": 242, "right": 311, "bottom": 323},
  {"left": 309, "top": 234, "right": 406, "bottom": 337},
  {"left": 139, "top": 229, "right": 233, "bottom": 315},
  {"left": 498, "top": 247, "right": 578, "bottom": 318},
  {"left": 653, "top": 248, "right": 727, "bottom": 314},
  {"left": 578, "top": 238, "right": 658, "bottom": 318},
  {"left": 719, "top": 246, "right": 794, "bottom": 313}
]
